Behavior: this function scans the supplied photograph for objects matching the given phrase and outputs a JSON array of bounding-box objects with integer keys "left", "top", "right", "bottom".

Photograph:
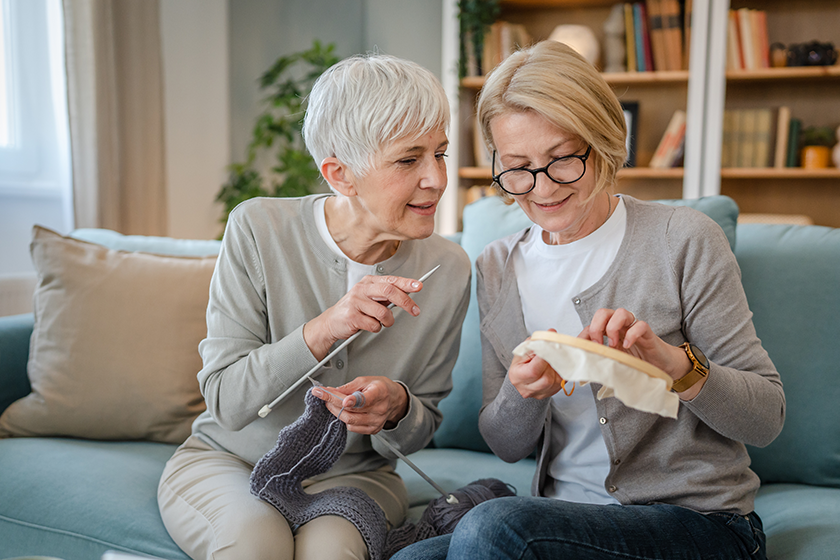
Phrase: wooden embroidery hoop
[{"left": 529, "top": 330, "right": 674, "bottom": 391}]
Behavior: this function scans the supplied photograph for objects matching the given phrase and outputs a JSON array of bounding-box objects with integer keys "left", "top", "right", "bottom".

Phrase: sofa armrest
[{"left": 0, "top": 313, "right": 34, "bottom": 415}]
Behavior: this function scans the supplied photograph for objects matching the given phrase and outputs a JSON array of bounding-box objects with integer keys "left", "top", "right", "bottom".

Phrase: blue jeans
[{"left": 391, "top": 496, "right": 766, "bottom": 560}]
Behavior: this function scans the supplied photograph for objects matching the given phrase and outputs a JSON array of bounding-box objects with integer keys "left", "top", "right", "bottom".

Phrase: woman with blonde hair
[
  {"left": 157, "top": 53, "right": 471, "bottom": 560},
  {"left": 394, "top": 40, "right": 782, "bottom": 560}
]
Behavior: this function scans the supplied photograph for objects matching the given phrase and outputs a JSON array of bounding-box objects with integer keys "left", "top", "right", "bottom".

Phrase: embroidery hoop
[{"left": 519, "top": 331, "right": 679, "bottom": 418}]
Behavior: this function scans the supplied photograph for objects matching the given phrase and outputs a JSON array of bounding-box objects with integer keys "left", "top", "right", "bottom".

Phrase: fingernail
[
  {"left": 411, "top": 281, "right": 420, "bottom": 288},
  {"left": 312, "top": 388, "right": 323, "bottom": 399},
  {"left": 412, "top": 305, "right": 420, "bottom": 316}
]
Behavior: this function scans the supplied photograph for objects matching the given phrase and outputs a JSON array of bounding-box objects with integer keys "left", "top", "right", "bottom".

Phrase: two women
[
  {"left": 157, "top": 54, "right": 470, "bottom": 560},
  {"left": 398, "top": 40, "right": 784, "bottom": 560}
]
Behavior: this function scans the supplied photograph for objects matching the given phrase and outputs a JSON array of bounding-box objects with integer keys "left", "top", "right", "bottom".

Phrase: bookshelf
[
  {"left": 717, "top": 0, "right": 840, "bottom": 227},
  {"left": 437, "top": 0, "right": 840, "bottom": 233}
]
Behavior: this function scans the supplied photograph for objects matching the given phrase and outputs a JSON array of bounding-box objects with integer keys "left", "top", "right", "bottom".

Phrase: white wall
[{"left": 160, "top": 0, "right": 230, "bottom": 240}]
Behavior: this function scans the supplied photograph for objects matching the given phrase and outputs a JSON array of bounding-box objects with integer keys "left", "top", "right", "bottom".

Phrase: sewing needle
[{"left": 258, "top": 264, "right": 441, "bottom": 418}]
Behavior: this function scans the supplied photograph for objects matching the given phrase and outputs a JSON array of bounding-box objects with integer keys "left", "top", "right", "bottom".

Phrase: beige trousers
[{"left": 158, "top": 435, "right": 408, "bottom": 560}]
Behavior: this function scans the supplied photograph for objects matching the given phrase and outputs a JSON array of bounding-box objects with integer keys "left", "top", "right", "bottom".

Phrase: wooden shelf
[
  {"left": 721, "top": 168, "right": 840, "bottom": 179},
  {"left": 462, "top": 70, "right": 689, "bottom": 90},
  {"left": 726, "top": 66, "right": 840, "bottom": 82},
  {"left": 459, "top": 167, "right": 686, "bottom": 180},
  {"left": 500, "top": 0, "right": 618, "bottom": 7}
]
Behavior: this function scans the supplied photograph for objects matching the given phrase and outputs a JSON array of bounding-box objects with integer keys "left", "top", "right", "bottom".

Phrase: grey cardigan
[
  {"left": 476, "top": 195, "right": 785, "bottom": 515},
  {"left": 192, "top": 195, "right": 471, "bottom": 477}
]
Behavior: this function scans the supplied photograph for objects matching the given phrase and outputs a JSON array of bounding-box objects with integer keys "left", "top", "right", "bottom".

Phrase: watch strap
[{"left": 672, "top": 342, "right": 710, "bottom": 393}]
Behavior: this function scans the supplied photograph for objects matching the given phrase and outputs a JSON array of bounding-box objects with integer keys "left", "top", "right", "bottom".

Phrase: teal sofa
[{"left": 1, "top": 195, "right": 838, "bottom": 560}]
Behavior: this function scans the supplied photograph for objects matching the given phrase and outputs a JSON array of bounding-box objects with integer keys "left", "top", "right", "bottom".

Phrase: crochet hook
[
  {"left": 259, "top": 264, "right": 441, "bottom": 419},
  {"left": 310, "top": 379, "right": 459, "bottom": 505}
]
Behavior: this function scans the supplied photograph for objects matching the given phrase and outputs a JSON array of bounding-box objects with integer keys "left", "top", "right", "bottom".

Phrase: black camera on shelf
[{"left": 785, "top": 41, "right": 837, "bottom": 67}]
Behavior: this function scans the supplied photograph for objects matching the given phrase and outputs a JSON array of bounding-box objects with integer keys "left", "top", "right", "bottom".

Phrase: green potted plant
[
  {"left": 800, "top": 125, "right": 835, "bottom": 169},
  {"left": 458, "top": 0, "right": 500, "bottom": 77},
  {"left": 216, "top": 40, "right": 340, "bottom": 233}
]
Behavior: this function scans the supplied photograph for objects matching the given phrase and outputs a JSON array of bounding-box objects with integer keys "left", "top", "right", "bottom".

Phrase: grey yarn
[{"left": 250, "top": 388, "right": 516, "bottom": 559}]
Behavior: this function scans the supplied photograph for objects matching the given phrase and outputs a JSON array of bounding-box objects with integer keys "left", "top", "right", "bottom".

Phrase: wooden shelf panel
[
  {"left": 500, "top": 0, "right": 617, "bottom": 8},
  {"left": 461, "top": 167, "right": 840, "bottom": 181},
  {"left": 721, "top": 168, "right": 840, "bottom": 179},
  {"left": 726, "top": 66, "right": 840, "bottom": 81},
  {"left": 462, "top": 71, "right": 689, "bottom": 90},
  {"left": 458, "top": 167, "right": 685, "bottom": 180}
]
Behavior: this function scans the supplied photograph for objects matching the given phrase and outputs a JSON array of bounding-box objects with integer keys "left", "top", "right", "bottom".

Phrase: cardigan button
[
  {"left": 573, "top": 298, "right": 581, "bottom": 305},
  {"left": 608, "top": 485, "right": 618, "bottom": 493},
  {"left": 376, "top": 264, "right": 385, "bottom": 274},
  {"left": 335, "top": 359, "right": 344, "bottom": 369},
  {"left": 599, "top": 417, "right": 608, "bottom": 425}
]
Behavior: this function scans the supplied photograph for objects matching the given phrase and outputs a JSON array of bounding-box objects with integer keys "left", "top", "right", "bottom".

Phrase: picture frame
[{"left": 621, "top": 101, "right": 639, "bottom": 168}]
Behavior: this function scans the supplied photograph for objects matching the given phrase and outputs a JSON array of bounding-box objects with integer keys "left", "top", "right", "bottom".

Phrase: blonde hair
[
  {"left": 303, "top": 54, "right": 450, "bottom": 178},
  {"left": 477, "top": 41, "right": 627, "bottom": 200}
]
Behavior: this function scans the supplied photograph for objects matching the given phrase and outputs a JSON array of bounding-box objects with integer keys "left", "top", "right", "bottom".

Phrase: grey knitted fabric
[
  {"left": 251, "top": 388, "right": 517, "bottom": 559},
  {"left": 250, "top": 388, "right": 389, "bottom": 560}
]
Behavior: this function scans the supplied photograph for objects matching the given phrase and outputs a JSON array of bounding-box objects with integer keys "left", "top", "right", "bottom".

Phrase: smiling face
[
  {"left": 350, "top": 128, "right": 449, "bottom": 242},
  {"left": 491, "top": 111, "right": 606, "bottom": 245}
]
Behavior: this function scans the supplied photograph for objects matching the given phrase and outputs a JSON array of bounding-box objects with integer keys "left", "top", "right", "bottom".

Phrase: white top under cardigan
[{"left": 513, "top": 196, "right": 627, "bottom": 504}]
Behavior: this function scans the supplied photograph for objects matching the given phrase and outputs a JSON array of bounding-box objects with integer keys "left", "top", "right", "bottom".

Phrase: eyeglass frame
[{"left": 491, "top": 145, "right": 592, "bottom": 196}]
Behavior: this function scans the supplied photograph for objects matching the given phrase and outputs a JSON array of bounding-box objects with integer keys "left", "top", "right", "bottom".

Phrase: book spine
[
  {"left": 625, "top": 3, "right": 638, "bottom": 72},
  {"left": 634, "top": 3, "right": 647, "bottom": 72},
  {"left": 773, "top": 106, "right": 791, "bottom": 169},
  {"left": 646, "top": 0, "right": 667, "bottom": 72}
]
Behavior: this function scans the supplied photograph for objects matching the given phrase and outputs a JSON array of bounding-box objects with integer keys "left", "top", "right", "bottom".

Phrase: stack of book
[
  {"left": 463, "top": 21, "right": 532, "bottom": 77},
  {"left": 726, "top": 8, "right": 770, "bottom": 71},
  {"left": 721, "top": 107, "right": 801, "bottom": 168},
  {"left": 622, "top": 0, "right": 691, "bottom": 73}
]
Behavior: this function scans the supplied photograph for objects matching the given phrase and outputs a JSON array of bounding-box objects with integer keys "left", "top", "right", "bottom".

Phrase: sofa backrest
[
  {"left": 433, "top": 194, "right": 740, "bottom": 452},
  {"left": 737, "top": 223, "right": 840, "bottom": 488}
]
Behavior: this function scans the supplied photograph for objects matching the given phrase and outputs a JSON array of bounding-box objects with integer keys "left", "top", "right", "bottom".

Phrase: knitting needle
[
  {"left": 310, "top": 379, "right": 458, "bottom": 504},
  {"left": 258, "top": 264, "right": 441, "bottom": 418}
]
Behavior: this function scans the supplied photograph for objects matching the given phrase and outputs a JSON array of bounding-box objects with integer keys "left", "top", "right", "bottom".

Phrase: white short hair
[{"left": 303, "top": 53, "right": 450, "bottom": 177}]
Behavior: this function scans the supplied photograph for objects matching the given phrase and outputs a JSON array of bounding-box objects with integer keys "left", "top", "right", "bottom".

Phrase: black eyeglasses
[{"left": 491, "top": 145, "right": 591, "bottom": 195}]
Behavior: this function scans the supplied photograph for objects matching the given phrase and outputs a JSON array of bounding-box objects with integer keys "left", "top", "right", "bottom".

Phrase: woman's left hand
[
  {"left": 312, "top": 376, "right": 409, "bottom": 434},
  {"left": 580, "top": 308, "right": 694, "bottom": 390}
]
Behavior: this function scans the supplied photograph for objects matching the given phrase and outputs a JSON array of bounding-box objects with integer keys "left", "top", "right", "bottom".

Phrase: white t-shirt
[
  {"left": 512, "top": 195, "right": 626, "bottom": 504},
  {"left": 314, "top": 197, "right": 376, "bottom": 291}
]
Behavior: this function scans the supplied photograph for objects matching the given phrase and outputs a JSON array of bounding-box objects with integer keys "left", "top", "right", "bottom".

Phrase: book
[
  {"left": 773, "top": 106, "right": 791, "bottom": 169},
  {"left": 637, "top": 3, "right": 654, "bottom": 72},
  {"left": 660, "top": 0, "right": 684, "bottom": 71},
  {"left": 650, "top": 109, "right": 686, "bottom": 168},
  {"left": 753, "top": 9, "right": 770, "bottom": 69},
  {"left": 473, "top": 114, "right": 491, "bottom": 168},
  {"left": 753, "top": 108, "right": 773, "bottom": 168},
  {"left": 633, "top": 3, "right": 646, "bottom": 71},
  {"left": 683, "top": 0, "right": 692, "bottom": 69},
  {"left": 738, "top": 109, "right": 757, "bottom": 167},
  {"left": 721, "top": 109, "right": 735, "bottom": 168},
  {"left": 726, "top": 10, "right": 744, "bottom": 70},
  {"left": 736, "top": 8, "right": 756, "bottom": 70},
  {"left": 646, "top": 0, "right": 668, "bottom": 72},
  {"left": 625, "top": 3, "right": 638, "bottom": 72},
  {"left": 786, "top": 118, "right": 802, "bottom": 168}
]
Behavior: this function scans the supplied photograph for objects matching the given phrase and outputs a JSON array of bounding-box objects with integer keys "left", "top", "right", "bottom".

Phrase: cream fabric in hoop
[{"left": 513, "top": 331, "right": 679, "bottom": 418}]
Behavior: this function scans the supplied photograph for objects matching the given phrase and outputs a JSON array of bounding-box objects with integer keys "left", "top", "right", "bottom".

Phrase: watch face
[{"left": 690, "top": 344, "right": 709, "bottom": 368}]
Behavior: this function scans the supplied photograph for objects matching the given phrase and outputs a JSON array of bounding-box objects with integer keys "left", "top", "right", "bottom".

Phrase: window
[{"left": 0, "top": 0, "right": 73, "bottom": 275}]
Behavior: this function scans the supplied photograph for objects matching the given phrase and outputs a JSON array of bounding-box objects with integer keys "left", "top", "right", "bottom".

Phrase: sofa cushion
[
  {"left": 0, "top": 226, "right": 215, "bottom": 444},
  {"left": 0, "top": 437, "right": 189, "bottom": 560},
  {"left": 755, "top": 483, "right": 840, "bottom": 560},
  {"left": 737, "top": 223, "right": 840, "bottom": 488},
  {"left": 434, "top": 195, "right": 740, "bottom": 452},
  {"left": 70, "top": 228, "right": 221, "bottom": 256}
]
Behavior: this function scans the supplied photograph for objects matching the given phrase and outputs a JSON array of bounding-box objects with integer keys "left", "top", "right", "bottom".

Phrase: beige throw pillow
[{"left": 0, "top": 226, "right": 214, "bottom": 443}]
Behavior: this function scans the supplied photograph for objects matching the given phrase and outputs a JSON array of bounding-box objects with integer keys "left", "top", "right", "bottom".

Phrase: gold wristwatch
[{"left": 672, "top": 342, "right": 710, "bottom": 393}]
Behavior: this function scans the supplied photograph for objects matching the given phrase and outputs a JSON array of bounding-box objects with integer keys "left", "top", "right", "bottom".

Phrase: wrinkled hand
[
  {"left": 303, "top": 275, "right": 423, "bottom": 361},
  {"left": 509, "top": 330, "right": 568, "bottom": 400},
  {"left": 579, "top": 308, "right": 697, "bottom": 396},
  {"left": 312, "top": 376, "right": 409, "bottom": 435}
]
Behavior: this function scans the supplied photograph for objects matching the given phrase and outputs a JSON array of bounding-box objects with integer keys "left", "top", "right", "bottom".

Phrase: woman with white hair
[{"left": 157, "top": 53, "right": 471, "bottom": 560}]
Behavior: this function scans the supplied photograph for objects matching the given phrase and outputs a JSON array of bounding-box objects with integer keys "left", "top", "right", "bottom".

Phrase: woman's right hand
[
  {"left": 303, "top": 275, "right": 424, "bottom": 361},
  {"left": 509, "top": 351, "right": 567, "bottom": 400}
]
